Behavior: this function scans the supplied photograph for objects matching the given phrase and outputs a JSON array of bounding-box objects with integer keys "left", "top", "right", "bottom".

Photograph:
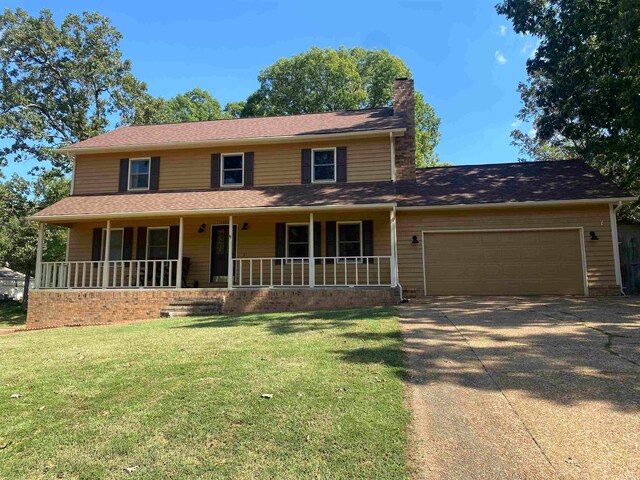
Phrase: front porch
[{"left": 34, "top": 208, "right": 399, "bottom": 291}]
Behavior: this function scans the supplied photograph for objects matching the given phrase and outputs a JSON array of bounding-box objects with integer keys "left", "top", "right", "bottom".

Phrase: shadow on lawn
[
  {"left": 0, "top": 301, "right": 27, "bottom": 327},
  {"left": 177, "top": 307, "right": 394, "bottom": 336}
]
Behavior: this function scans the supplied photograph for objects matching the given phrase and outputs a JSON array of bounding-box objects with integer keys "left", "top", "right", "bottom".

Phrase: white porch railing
[
  {"left": 38, "top": 260, "right": 179, "bottom": 289},
  {"left": 232, "top": 256, "right": 392, "bottom": 288}
]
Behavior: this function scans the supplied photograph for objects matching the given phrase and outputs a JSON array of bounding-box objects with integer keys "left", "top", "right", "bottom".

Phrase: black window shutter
[
  {"left": 244, "top": 152, "right": 254, "bottom": 186},
  {"left": 211, "top": 154, "right": 221, "bottom": 188},
  {"left": 336, "top": 147, "right": 347, "bottom": 183},
  {"left": 91, "top": 228, "right": 102, "bottom": 261},
  {"left": 136, "top": 227, "right": 147, "bottom": 260},
  {"left": 275, "top": 223, "right": 286, "bottom": 257},
  {"left": 326, "top": 221, "right": 337, "bottom": 257},
  {"left": 123, "top": 227, "right": 134, "bottom": 260},
  {"left": 119, "top": 159, "right": 129, "bottom": 192},
  {"left": 301, "top": 149, "right": 312, "bottom": 184},
  {"left": 314, "top": 222, "right": 322, "bottom": 257},
  {"left": 149, "top": 157, "right": 160, "bottom": 191},
  {"left": 362, "top": 220, "right": 374, "bottom": 257},
  {"left": 169, "top": 225, "right": 179, "bottom": 259}
]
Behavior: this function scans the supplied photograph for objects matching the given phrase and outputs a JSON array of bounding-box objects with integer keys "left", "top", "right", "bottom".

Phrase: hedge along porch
[{"left": 33, "top": 208, "right": 398, "bottom": 291}]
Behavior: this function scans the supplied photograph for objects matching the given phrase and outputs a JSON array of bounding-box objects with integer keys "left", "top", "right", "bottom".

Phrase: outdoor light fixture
[
  {"left": 412, "top": 235, "right": 419, "bottom": 244},
  {"left": 242, "top": 222, "right": 249, "bottom": 230},
  {"left": 590, "top": 231, "right": 599, "bottom": 241},
  {"left": 197, "top": 224, "right": 206, "bottom": 233}
]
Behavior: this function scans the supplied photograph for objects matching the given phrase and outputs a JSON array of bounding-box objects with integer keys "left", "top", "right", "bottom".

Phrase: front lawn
[
  {"left": 0, "top": 301, "right": 26, "bottom": 329},
  {"left": 0, "top": 308, "right": 408, "bottom": 479}
]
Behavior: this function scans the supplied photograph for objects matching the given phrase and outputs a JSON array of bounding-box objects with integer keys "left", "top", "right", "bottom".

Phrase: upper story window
[
  {"left": 147, "top": 227, "right": 169, "bottom": 260},
  {"left": 221, "top": 153, "right": 244, "bottom": 187},
  {"left": 101, "top": 228, "right": 124, "bottom": 261},
  {"left": 312, "top": 148, "right": 336, "bottom": 183},
  {"left": 128, "top": 158, "right": 150, "bottom": 190},
  {"left": 338, "top": 222, "right": 362, "bottom": 257},
  {"left": 286, "top": 224, "right": 309, "bottom": 258}
]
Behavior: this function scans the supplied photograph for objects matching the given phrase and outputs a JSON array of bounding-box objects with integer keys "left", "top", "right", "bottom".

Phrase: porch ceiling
[{"left": 31, "top": 182, "right": 397, "bottom": 223}]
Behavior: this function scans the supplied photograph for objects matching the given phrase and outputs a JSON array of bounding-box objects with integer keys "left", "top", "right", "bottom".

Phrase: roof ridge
[
  {"left": 128, "top": 107, "right": 394, "bottom": 128},
  {"left": 417, "top": 159, "right": 585, "bottom": 171}
]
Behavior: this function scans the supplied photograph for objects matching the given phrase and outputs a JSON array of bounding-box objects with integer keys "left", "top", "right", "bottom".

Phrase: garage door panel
[{"left": 424, "top": 230, "right": 584, "bottom": 295}]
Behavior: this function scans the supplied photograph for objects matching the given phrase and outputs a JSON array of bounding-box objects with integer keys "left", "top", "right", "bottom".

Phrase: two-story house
[{"left": 27, "top": 79, "right": 635, "bottom": 327}]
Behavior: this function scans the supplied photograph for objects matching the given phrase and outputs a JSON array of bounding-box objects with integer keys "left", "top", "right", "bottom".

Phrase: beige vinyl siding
[
  {"left": 66, "top": 210, "right": 391, "bottom": 288},
  {"left": 71, "top": 136, "right": 392, "bottom": 194},
  {"left": 397, "top": 205, "right": 616, "bottom": 296}
]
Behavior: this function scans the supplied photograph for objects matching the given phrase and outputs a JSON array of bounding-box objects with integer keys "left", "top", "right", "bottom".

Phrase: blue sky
[{"left": 5, "top": 0, "right": 537, "bottom": 177}]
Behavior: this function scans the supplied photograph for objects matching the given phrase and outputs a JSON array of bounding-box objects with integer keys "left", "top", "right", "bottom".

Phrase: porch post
[
  {"left": 102, "top": 220, "right": 111, "bottom": 289},
  {"left": 34, "top": 222, "right": 44, "bottom": 290},
  {"left": 176, "top": 217, "right": 184, "bottom": 289},
  {"left": 309, "top": 212, "right": 315, "bottom": 287},
  {"left": 390, "top": 208, "right": 398, "bottom": 287},
  {"left": 227, "top": 215, "right": 234, "bottom": 289}
]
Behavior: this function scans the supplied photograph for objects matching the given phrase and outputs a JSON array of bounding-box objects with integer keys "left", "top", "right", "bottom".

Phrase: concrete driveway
[{"left": 401, "top": 297, "right": 640, "bottom": 480}]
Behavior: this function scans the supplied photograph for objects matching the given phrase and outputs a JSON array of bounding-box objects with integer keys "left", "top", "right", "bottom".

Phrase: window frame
[
  {"left": 220, "top": 152, "right": 245, "bottom": 187},
  {"left": 100, "top": 228, "right": 124, "bottom": 261},
  {"left": 127, "top": 157, "right": 151, "bottom": 191},
  {"left": 337, "top": 221, "right": 363, "bottom": 261},
  {"left": 311, "top": 147, "right": 337, "bottom": 184},
  {"left": 146, "top": 226, "right": 170, "bottom": 260},
  {"left": 285, "top": 223, "right": 310, "bottom": 261}
]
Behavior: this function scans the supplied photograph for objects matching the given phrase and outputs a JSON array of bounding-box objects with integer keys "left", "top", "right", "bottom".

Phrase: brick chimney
[{"left": 392, "top": 78, "right": 416, "bottom": 181}]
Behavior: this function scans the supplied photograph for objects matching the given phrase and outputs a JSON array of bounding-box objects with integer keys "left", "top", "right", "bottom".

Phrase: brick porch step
[{"left": 160, "top": 298, "right": 224, "bottom": 318}]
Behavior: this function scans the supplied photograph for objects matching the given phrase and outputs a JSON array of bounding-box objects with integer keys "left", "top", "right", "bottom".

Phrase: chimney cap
[{"left": 395, "top": 77, "right": 409, "bottom": 81}]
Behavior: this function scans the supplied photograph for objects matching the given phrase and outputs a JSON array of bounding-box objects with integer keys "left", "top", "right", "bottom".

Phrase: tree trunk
[{"left": 22, "top": 268, "right": 31, "bottom": 310}]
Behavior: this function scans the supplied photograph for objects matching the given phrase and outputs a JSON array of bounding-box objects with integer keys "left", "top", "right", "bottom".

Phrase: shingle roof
[
  {"left": 63, "top": 108, "right": 404, "bottom": 151},
  {"left": 33, "top": 182, "right": 397, "bottom": 219},
  {"left": 396, "top": 160, "right": 633, "bottom": 207},
  {"left": 32, "top": 161, "right": 634, "bottom": 220}
]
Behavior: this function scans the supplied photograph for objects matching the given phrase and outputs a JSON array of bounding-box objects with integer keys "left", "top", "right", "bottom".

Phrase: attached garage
[{"left": 422, "top": 228, "right": 587, "bottom": 296}]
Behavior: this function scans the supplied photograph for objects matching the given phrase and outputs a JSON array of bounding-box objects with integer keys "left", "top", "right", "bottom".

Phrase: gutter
[
  {"left": 28, "top": 202, "right": 398, "bottom": 223},
  {"left": 396, "top": 196, "right": 638, "bottom": 211},
  {"left": 55, "top": 129, "right": 407, "bottom": 155},
  {"left": 611, "top": 201, "right": 625, "bottom": 295}
]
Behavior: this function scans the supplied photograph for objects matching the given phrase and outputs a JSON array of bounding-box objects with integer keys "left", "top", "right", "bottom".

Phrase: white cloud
[
  {"left": 495, "top": 51, "right": 507, "bottom": 65},
  {"left": 520, "top": 39, "right": 541, "bottom": 58},
  {"left": 527, "top": 127, "right": 537, "bottom": 138},
  {"left": 511, "top": 119, "right": 522, "bottom": 128},
  {"left": 499, "top": 25, "right": 507, "bottom": 36}
]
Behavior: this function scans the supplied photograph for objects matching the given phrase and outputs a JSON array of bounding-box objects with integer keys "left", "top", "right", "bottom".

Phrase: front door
[{"left": 210, "top": 225, "right": 237, "bottom": 284}]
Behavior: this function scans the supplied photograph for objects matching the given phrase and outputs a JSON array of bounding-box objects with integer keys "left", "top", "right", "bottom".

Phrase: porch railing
[
  {"left": 232, "top": 256, "right": 392, "bottom": 288},
  {"left": 38, "top": 260, "right": 179, "bottom": 289}
]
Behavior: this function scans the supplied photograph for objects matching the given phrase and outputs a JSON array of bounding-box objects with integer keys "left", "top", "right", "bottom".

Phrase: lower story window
[
  {"left": 147, "top": 227, "right": 169, "bottom": 260},
  {"left": 287, "top": 224, "right": 309, "bottom": 258},
  {"left": 101, "top": 229, "right": 124, "bottom": 261},
  {"left": 338, "top": 222, "right": 362, "bottom": 257}
]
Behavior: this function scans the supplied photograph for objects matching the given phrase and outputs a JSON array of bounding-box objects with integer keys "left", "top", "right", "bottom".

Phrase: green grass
[
  {"left": 0, "top": 307, "right": 408, "bottom": 479},
  {"left": 0, "top": 301, "right": 26, "bottom": 329}
]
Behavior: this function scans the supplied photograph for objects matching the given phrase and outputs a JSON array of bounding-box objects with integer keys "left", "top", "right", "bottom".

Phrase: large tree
[
  {"left": 497, "top": 0, "right": 640, "bottom": 219},
  {"left": 131, "top": 88, "right": 228, "bottom": 125},
  {"left": 0, "top": 8, "right": 147, "bottom": 173},
  {"left": 241, "top": 47, "right": 443, "bottom": 167},
  {"left": 0, "top": 172, "right": 69, "bottom": 307}
]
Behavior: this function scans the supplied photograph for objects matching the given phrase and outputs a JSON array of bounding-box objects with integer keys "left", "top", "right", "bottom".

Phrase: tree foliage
[
  {"left": 0, "top": 8, "right": 147, "bottom": 173},
  {"left": 497, "top": 0, "right": 640, "bottom": 219},
  {"left": 240, "top": 47, "right": 443, "bottom": 167},
  {"left": 131, "top": 88, "right": 228, "bottom": 125},
  {"left": 0, "top": 172, "right": 69, "bottom": 306}
]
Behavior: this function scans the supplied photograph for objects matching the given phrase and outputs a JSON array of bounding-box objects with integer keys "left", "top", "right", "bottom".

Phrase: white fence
[
  {"left": 232, "top": 256, "right": 392, "bottom": 288},
  {"left": 38, "top": 260, "right": 179, "bottom": 289}
]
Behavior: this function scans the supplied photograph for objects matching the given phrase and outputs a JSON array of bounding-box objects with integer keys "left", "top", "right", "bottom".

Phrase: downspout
[
  {"left": 610, "top": 201, "right": 624, "bottom": 295},
  {"left": 389, "top": 132, "right": 396, "bottom": 182}
]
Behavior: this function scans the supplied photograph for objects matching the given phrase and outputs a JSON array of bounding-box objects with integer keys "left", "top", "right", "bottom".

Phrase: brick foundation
[{"left": 26, "top": 287, "right": 401, "bottom": 328}]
